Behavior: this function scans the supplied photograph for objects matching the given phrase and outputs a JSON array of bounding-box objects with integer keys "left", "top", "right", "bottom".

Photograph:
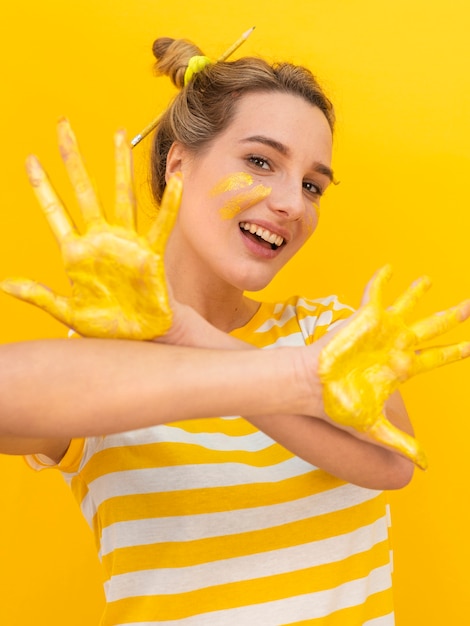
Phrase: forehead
[{"left": 222, "top": 91, "right": 333, "bottom": 160}]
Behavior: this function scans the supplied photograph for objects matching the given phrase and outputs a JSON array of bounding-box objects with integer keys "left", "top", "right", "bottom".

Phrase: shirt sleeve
[{"left": 24, "top": 438, "right": 86, "bottom": 473}]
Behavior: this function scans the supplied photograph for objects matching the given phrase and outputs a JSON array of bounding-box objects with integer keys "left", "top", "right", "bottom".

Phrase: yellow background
[{"left": 1, "top": 1, "right": 469, "bottom": 623}]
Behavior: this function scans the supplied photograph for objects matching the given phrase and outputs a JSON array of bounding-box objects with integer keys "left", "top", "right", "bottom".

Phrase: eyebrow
[{"left": 239, "top": 135, "right": 335, "bottom": 182}]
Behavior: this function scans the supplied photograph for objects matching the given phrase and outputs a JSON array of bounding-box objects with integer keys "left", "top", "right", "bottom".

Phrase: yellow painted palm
[{"left": 1, "top": 119, "right": 180, "bottom": 339}]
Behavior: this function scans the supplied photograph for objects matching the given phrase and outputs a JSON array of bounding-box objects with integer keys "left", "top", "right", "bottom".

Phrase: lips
[{"left": 239, "top": 221, "right": 285, "bottom": 250}]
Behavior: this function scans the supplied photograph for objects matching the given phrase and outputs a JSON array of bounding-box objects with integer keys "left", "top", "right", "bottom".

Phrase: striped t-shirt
[{"left": 28, "top": 295, "right": 395, "bottom": 625}]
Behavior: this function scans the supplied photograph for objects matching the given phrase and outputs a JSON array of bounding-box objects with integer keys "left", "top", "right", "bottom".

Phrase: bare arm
[
  {"left": 249, "top": 393, "right": 414, "bottom": 490},
  {"left": 0, "top": 337, "right": 309, "bottom": 452},
  {"left": 4, "top": 273, "right": 467, "bottom": 489},
  {"left": 0, "top": 334, "right": 413, "bottom": 489},
  {"left": 0, "top": 332, "right": 420, "bottom": 489}
]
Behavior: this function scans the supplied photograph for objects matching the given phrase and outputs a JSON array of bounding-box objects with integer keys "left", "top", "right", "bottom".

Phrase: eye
[
  {"left": 247, "top": 155, "right": 271, "bottom": 170},
  {"left": 303, "top": 180, "right": 323, "bottom": 197}
]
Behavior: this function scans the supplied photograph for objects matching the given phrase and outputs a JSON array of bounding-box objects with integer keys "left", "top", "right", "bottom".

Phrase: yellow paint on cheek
[
  {"left": 210, "top": 172, "right": 254, "bottom": 196},
  {"left": 219, "top": 185, "right": 272, "bottom": 219},
  {"left": 209, "top": 172, "right": 271, "bottom": 219}
]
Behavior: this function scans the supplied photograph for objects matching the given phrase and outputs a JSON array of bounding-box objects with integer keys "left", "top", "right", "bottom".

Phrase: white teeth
[{"left": 240, "top": 222, "right": 285, "bottom": 247}]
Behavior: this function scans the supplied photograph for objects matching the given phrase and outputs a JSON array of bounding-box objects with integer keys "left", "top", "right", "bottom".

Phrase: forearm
[
  {"left": 250, "top": 406, "right": 414, "bottom": 491},
  {"left": 0, "top": 338, "right": 309, "bottom": 440},
  {"left": 245, "top": 364, "right": 415, "bottom": 490}
]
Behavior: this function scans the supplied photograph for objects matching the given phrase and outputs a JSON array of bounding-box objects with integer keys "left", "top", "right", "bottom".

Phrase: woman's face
[{"left": 166, "top": 90, "right": 333, "bottom": 293}]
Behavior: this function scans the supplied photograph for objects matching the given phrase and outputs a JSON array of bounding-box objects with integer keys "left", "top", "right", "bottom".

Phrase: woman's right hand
[
  {"left": 314, "top": 266, "right": 470, "bottom": 468},
  {"left": 1, "top": 119, "right": 187, "bottom": 341}
]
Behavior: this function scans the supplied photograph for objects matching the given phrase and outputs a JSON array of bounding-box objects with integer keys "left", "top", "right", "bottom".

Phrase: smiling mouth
[{"left": 239, "top": 221, "right": 285, "bottom": 251}]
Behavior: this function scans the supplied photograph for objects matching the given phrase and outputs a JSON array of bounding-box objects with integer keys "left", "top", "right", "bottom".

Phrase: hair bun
[{"left": 152, "top": 37, "right": 205, "bottom": 88}]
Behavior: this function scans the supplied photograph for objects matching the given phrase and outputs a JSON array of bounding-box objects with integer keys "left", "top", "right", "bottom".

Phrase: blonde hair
[{"left": 150, "top": 37, "right": 335, "bottom": 204}]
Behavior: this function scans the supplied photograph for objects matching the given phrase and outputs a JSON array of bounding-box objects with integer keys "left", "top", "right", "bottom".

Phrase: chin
[
  {"left": 225, "top": 264, "right": 282, "bottom": 293},
  {"left": 239, "top": 276, "right": 274, "bottom": 293}
]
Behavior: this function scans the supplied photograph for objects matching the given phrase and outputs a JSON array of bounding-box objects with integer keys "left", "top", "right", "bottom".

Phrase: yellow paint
[
  {"left": 1, "top": 2, "right": 470, "bottom": 625},
  {"left": 219, "top": 185, "right": 272, "bottom": 219},
  {"left": 318, "top": 266, "right": 470, "bottom": 470},
  {"left": 210, "top": 172, "right": 271, "bottom": 218},
  {"left": 1, "top": 123, "right": 183, "bottom": 341},
  {"left": 210, "top": 172, "right": 254, "bottom": 196}
]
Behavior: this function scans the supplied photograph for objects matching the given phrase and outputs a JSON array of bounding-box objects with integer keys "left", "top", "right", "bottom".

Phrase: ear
[{"left": 165, "top": 142, "right": 190, "bottom": 183}]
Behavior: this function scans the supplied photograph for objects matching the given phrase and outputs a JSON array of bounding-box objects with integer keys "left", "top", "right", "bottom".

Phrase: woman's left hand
[
  {"left": 1, "top": 119, "right": 182, "bottom": 340},
  {"left": 317, "top": 266, "right": 470, "bottom": 468}
]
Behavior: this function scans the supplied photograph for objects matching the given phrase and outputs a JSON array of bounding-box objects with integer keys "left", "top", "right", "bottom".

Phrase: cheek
[
  {"left": 209, "top": 172, "right": 254, "bottom": 195},
  {"left": 208, "top": 172, "right": 272, "bottom": 220},
  {"left": 219, "top": 185, "right": 272, "bottom": 219}
]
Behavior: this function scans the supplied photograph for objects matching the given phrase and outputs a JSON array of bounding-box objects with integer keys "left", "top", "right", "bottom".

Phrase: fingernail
[
  {"left": 57, "top": 117, "right": 75, "bottom": 143},
  {"left": 57, "top": 117, "right": 71, "bottom": 133},
  {"left": 25, "top": 155, "right": 43, "bottom": 185},
  {"left": 0, "top": 280, "right": 17, "bottom": 295}
]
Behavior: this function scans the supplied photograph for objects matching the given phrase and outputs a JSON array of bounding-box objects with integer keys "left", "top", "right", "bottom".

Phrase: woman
[{"left": 1, "top": 36, "right": 469, "bottom": 624}]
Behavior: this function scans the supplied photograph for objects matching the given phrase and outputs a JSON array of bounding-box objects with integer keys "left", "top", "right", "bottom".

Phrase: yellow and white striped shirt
[{"left": 29, "top": 295, "right": 395, "bottom": 625}]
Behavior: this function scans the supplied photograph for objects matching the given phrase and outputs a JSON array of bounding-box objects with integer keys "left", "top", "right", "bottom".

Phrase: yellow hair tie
[{"left": 184, "top": 55, "right": 213, "bottom": 85}]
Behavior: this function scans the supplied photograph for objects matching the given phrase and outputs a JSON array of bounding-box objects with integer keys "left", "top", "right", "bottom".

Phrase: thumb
[{"left": 1, "top": 278, "right": 71, "bottom": 327}]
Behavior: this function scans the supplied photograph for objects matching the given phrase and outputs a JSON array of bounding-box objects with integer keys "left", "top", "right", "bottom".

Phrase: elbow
[
  {"left": 377, "top": 453, "right": 416, "bottom": 490},
  {"left": 348, "top": 447, "right": 416, "bottom": 491}
]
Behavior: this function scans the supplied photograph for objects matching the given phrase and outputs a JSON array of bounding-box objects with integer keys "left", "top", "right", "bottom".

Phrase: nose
[{"left": 266, "top": 180, "right": 308, "bottom": 222}]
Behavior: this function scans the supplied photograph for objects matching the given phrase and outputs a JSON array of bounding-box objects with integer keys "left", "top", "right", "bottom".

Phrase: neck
[{"left": 166, "top": 242, "right": 260, "bottom": 334}]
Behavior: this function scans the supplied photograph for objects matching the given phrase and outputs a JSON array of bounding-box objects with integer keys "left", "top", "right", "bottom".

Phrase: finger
[
  {"left": 114, "top": 129, "right": 136, "bottom": 230},
  {"left": 388, "top": 275, "right": 432, "bottom": 319},
  {"left": 410, "top": 299, "right": 470, "bottom": 343},
  {"left": 413, "top": 340, "right": 470, "bottom": 376},
  {"left": 360, "top": 265, "right": 393, "bottom": 307},
  {"left": 0, "top": 279, "right": 71, "bottom": 327},
  {"left": 147, "top": 173, "right": 183, "bottom": 252},
  {"left": 57, "top": 118, "right": 104, "bottom": 226},
  {"left": 322, "top": 266, "right": 393, "bottom": 371},
  {"left": 26, "top": 155, "right": 77, "bottom": 241},
  {"left": 368, "top": 413, "right": 428, "bottom": 469}
]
